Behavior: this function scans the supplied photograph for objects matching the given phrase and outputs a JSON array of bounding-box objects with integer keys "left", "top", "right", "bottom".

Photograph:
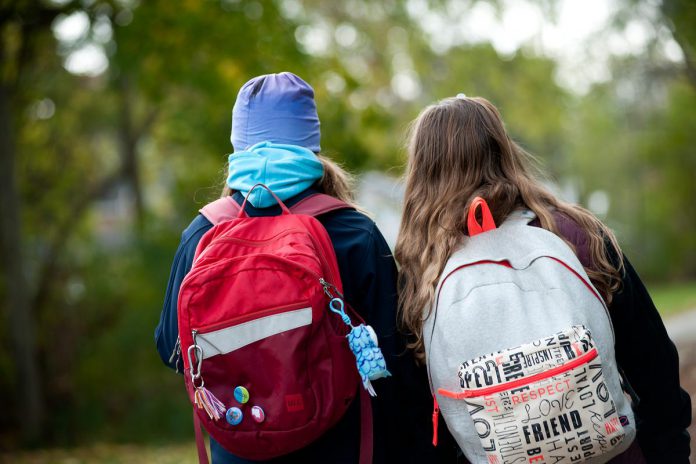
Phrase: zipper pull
[
  {"left": 319, "top": 277, "right": 344, "bottom": 300},
  {"left": 432, "top": 396, "right": 440, "bottom": 446},
  {"left": 169, "top": 335, "right": 181, "bottom": 368},
  {"left": 320, "top": 278, "right": 333, "bottom": 298}
]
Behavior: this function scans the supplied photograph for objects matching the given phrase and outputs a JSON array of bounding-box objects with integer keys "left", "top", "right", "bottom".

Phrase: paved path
[
  {"left": 666, "top": 309, "right": 696, "bottom": 346},
  {"left": 665, "top": 309, "right": 696, "bottom": 463}
]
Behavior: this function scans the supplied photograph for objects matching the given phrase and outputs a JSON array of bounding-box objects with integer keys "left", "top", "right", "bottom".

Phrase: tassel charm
[
  {"left": 188, "top": 336, "right": 226, "bottom": 421},
  {"left": 194, "top": 384, "right": 226, "bottom": 421}
]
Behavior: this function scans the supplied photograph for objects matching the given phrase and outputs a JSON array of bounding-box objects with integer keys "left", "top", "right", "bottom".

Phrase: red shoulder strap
[
  {"left": 199, "top": 193, "right": 353, "bottom": 226},
  {"left": 289, "top": 193, "right": 353, "bottom": 217},
  {"left": 199, "top": 196, "right": 241, "bottom": 226},
  {"left": 359, "top": 386, "right": 373, "bottom": 464},
  {"left": 193, "top": 409, "right": 209, "bottom": 464}
]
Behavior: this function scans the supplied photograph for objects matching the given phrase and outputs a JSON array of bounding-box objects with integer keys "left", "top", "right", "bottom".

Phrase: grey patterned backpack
[{"left": 424, "top": 198, "right": 636, "bottom": 464}]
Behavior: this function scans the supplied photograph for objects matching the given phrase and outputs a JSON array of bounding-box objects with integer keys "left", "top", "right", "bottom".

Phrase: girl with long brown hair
[{"left": 395, "top": 95, "right": 690, "bottom": 463}]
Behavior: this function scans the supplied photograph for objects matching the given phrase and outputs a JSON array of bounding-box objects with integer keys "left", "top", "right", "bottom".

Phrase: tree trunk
[
  {"left": 0, "top": 83, "right": 44, "bottom": 443},
  {"left": 118, "top": 77, "right": 145, "bottom": 229}
]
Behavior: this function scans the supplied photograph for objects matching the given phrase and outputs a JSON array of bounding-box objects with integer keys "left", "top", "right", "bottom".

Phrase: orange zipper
[{"left": 439, "top": 348, "right": 598, "bottom": 400}]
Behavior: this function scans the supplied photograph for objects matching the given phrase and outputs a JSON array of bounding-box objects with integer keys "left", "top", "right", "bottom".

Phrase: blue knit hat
[{"left": 230, "top": 72, "right": 321, "bottom": 153}]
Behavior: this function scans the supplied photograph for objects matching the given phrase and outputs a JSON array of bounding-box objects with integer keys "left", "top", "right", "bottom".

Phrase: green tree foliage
[{"left": 565, "top": 0, "right": 696, "bottom": 278}]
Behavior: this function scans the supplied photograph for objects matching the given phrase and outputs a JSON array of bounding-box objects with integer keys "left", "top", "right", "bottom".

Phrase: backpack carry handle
[
  {"left": 237, "top": 183, "right": 291, "bottom": 218},
  {"left": 467, "top": 197, "right": 496, "bottom": 236}
]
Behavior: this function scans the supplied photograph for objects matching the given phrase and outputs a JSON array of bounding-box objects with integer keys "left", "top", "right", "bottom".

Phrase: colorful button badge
[
  {"left": 234, "top": 386, "right": 249, "bottom": 404},
  {"left": 251, "top": 405, "right": 265, "bottom": 423},
  {"left": 226, "top": 407, "right": 243, "bottom": 426}
]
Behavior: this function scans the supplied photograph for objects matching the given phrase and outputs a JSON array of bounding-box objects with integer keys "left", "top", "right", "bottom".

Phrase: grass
[
  {"left": 649, "top": 281, "right": 696, "bottom": 318},
  {"left": 0, "top": 442, "right": 200, "bottom": 464}
]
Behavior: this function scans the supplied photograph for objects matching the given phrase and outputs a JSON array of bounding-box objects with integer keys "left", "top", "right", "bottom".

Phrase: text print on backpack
[
  {"left": 424, "top": 198, "right": 636, "bottom": 464},
  {"left": 176, "top": 184, "right": 390, "bottom": 463}
]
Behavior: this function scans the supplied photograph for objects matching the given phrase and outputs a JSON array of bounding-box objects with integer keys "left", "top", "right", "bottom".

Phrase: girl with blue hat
[{"left": 155, "top": 73, "right": 456, "bottom": 463}]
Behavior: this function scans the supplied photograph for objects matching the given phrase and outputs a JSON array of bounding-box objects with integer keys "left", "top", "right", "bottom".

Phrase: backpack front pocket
[
  {"left": 438, "top": 326, "right": 626, "bottom": 463},
  {"left": 191, "top": 300, "right": 319, "bottom": 432}
]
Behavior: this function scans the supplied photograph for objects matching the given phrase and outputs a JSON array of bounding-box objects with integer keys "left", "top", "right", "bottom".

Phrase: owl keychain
[{"left": 328, "top": 297, "right": 391, "bottom": 396}]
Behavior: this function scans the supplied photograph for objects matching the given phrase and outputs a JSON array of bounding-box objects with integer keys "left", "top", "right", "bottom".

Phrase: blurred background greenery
[{"left": 1, "top": 0, "right": 695, "bottom": 458}]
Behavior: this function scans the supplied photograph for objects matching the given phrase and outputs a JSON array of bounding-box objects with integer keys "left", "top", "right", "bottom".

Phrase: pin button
[
  {"left": 251, "top": 405, "right": 265, "bottom": 423},
  {"left": 234, "top": 386, "right": 249, "bottom": 404},
  {"left": 226, "top": 407, "right": 243, "bottom": 425}
]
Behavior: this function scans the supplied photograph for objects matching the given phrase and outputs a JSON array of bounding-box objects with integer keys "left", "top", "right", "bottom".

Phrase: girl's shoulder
[
  {"left": 181, "top": 214, "right": 214, "bottom": 243},
  {"left": 320, "top": 207, "right": 377, "bottom": 234},
  {"left": 319, "top": 208, "right": 395, "bottom": 267},
  {"left": 529, "top": 210, "right": 592, "bottom": 268}
]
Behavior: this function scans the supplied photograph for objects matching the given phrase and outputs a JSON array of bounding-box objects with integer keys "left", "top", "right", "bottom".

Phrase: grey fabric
[
  {"left": 196, "top": 307, "right": 312, "bottom": 359},
  {"left": 423, "top": 211, "right": 636, "bottom": 464}
]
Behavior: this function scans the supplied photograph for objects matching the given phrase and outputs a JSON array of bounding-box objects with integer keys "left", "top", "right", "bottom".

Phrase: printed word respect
[{"left": 511, "top": 379, "right": 572, "bottom": 405}]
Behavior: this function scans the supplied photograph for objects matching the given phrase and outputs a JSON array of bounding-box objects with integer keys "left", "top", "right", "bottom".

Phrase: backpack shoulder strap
[
  {"left": 289, "top": 193, "right": 354, "bottom": 216},
  {"left": 199, "top": 196, "right": 241, "bottom": 226},
  {"left": 359, "top": 387, "right": 373, "bottom": 464},
  {"left": 500, "top": 208, "right": 537, "bottom": 228},
  {"left": 199, "top": 193, "right": 353, "bottom": 226}
]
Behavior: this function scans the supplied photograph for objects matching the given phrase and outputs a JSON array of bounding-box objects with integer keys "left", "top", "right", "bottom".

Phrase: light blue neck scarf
[{"left": 227, "top": 141, "right": 324, "bottom": 208}]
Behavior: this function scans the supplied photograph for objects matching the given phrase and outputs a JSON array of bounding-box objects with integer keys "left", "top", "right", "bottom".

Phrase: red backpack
[{"left": 178, "top": 185, "right": 372, "bottom": 463}]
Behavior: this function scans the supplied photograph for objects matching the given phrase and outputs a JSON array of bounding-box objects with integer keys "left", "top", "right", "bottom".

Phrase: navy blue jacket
[{"left": 155, "top": 187, "right": 459, "bottom": 463}]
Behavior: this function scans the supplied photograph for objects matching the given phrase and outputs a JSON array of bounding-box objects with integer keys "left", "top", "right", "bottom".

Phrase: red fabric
[
  {"left": 198, "top": 196, "right": 239, "bottom": 225},
  {"left": 359, "top": 387, "right": 373, "bottom": 464},
  {"left": 194, "top": 409, "right": 209, "bottom": 464},
  {"left": 289, "top": 194, "right": 353, "bottom": 217},
  {"left": 179, "top": 202, "right": 360, "bottom": 460},
  {"left": 467, "top": 197, "right": 496, "bottom": 236},
  {"left": 432, "top": 396, "right": 439, "bottom": 447}
]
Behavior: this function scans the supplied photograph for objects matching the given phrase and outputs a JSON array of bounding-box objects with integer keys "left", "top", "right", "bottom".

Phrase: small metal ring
[{"left": 191, "top": 376, "right": 204, "bottom": 389}]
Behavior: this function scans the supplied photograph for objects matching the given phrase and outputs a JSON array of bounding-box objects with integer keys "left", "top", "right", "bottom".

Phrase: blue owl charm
[{"left": 329, "top": 298, "right": 391, "bottom": 396}]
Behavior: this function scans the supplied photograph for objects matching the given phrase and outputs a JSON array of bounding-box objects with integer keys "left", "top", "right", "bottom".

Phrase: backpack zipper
[
  {"left": 193, "top": 229, "right": 300, "bottom": 264},
  {"left": 432, "top": 396, "right": 440, "bottom": 446},
  {"left": 180, "top": 253, "right": 341, "bottom": 335},
  {"left": 169, "top": 336, "right": 181, "bottom": 373},
  {"left": 217, "top": 232, "right": 340, "bottom": 287},
  {"left": 438, "top": 348, "right": 598, "bottom": 400},
  {"left": 193, "top": 300, "right": 310, "bottom": 334},
  {"left": 433, "top": 258, "right": 615, "bottom": 344},
  {"left": 207, "top": 229, "right": 302, "bottom": 247}
]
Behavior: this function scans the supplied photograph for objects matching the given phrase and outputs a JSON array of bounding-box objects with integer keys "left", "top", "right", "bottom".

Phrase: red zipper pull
[{"left": 432, "top": 395, "right": 440, "bottom": 446}]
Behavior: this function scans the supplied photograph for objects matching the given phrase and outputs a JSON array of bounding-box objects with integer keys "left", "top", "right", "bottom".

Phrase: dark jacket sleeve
[
  {"left": 348, "top": 223, "right": 458, "bottom": 463},
  {"left": 545, "top": 213, "right": 691, "bottom": 462},
  {"left": 154, "top": 215, "right": 212, "bottom": 370},
  {"left": 610, "top": 255, "right": 692, "bottom": 463}
]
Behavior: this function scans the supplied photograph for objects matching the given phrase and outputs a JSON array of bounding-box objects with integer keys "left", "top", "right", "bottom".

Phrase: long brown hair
[
  {"left": 220, "top": 154, "right": 358, "bottom": 208},
  {"left": 395, "top": 96, "right": 623, "bottom": 362}
]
